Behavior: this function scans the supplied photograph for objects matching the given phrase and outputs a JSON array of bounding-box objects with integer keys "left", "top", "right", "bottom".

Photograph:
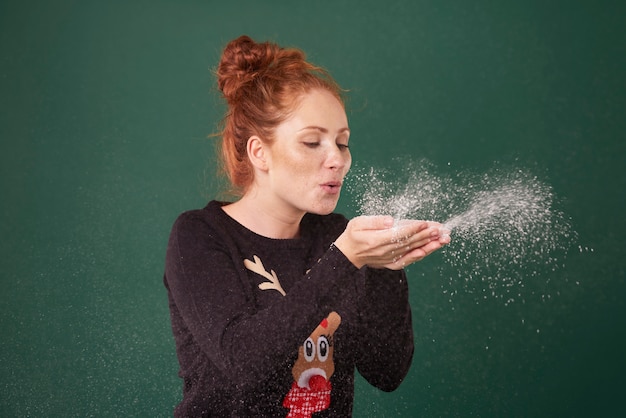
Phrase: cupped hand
[{"left": 333, "top": 216, "right": 451, "bottom": 270}]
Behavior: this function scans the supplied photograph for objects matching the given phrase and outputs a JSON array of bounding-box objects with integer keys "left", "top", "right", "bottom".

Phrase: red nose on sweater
[{"left": 308, "top": 375, "right": 328, "bottom": 391}]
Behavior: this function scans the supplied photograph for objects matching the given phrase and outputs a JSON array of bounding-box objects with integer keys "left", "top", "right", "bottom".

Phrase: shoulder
[
  {"left": 165, "top": 201, "right": 245, "bottom": 272},
  {"left": 169, "top": 201, "right": 230, "bottom": 242}
]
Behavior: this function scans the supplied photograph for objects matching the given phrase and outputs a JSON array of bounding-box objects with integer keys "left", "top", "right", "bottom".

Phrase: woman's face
[{"left": 264, "top": 88, "right": 351, "bottom": 217}]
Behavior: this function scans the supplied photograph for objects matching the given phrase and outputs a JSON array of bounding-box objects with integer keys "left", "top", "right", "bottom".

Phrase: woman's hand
[{"left": 333, "top": 216, "right": 450, "bottom": 270}]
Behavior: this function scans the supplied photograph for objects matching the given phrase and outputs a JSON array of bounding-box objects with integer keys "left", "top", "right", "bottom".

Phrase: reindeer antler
[{"left": 244, "top": 255, "right": 286, "bottom": 296}]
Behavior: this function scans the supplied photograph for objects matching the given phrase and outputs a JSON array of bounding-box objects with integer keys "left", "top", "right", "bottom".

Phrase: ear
[
  {"left": 326, "top": 311, "right": 342, "bottom": 334},
  {"left": 246, "top": 135, "right": 268, "bottom": 171}
]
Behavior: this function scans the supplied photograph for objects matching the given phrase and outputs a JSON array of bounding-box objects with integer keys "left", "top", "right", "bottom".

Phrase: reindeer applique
[
  {"left": 283, "top": 312, "right": 342, "bottom": 418},
  {"left": 244, "top": 255, "right": 286, "bottom": 296}
]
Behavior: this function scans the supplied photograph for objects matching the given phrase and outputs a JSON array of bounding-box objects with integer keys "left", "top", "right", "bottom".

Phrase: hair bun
[{"left": 217, "top": 35, "right": 278, "bottom": 102}]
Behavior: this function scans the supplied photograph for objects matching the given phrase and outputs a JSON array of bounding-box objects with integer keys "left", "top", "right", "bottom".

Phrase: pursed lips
[{"left": 320, "top": 181, "right": 342, "bottom": 194}]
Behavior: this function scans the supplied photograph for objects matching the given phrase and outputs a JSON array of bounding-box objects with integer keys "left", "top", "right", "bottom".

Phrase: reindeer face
[{"left": 291, "top": 312, "right": 341, "bottom": 389}]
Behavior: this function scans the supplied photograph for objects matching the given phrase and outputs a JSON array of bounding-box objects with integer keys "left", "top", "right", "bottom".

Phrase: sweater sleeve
[
  {"left": 354, "top": 267, "right": 414, "bottom": 392},
  {"left": 164, "top": 213, "right": 360, "bottom": 389}
]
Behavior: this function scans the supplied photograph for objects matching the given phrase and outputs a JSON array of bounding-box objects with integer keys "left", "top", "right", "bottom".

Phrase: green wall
[{"left": 1, "top": 1, "right": 624, "bottom": 416}]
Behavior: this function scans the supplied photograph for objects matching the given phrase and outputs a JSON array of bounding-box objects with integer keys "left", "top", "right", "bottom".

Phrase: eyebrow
[{"left": 297, "top": 126, "right": 350, "bottom": 134}]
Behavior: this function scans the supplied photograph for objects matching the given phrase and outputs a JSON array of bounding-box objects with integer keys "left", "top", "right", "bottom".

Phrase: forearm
[{"left": 355, "top": 268, "right": 414, "bottom": 391}]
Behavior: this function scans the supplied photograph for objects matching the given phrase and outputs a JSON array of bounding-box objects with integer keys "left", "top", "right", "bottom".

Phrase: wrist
[{"left": 332, "top": 236, "right": 364, "bottom": 269}]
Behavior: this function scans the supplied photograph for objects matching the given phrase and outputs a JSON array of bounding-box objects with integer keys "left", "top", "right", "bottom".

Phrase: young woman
[{"left": 164, "top": 35, "right": 450, "bottom": 417}]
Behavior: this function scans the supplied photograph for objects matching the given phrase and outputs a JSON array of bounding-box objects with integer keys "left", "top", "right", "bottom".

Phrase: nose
[
  {"left": 308, "top": 375, "right": 328, "bottom": 391},
  {"left": 325, "top": 145, "right": 350, "bottom": 171}
]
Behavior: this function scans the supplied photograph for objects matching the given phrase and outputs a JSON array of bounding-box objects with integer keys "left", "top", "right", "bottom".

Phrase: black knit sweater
[{"left": 164, "top": 201, "right": 414, "bottom": 417}]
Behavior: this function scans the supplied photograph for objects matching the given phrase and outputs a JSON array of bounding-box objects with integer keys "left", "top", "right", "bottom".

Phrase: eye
[
  {"left": 317, "top": 336, "right": 329, "bottom": 362},
  {"left": 304, "top": 337, "right": 315, "bottom": 362},
  {"left": 336, "top": 133, "right": 350, "bottom": 150},
  {"left": 301, "top": 134, "right": 321, "bottom": 148}
]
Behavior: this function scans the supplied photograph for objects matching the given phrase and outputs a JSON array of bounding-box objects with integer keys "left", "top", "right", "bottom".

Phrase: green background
[{"left": 1, "top": 0, "right": 624, "bottom": 416}]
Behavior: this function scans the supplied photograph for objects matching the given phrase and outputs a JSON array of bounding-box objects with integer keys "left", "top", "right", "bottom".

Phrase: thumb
[{"left": 350, "top": 215, "right": 395, "bottom": 231}]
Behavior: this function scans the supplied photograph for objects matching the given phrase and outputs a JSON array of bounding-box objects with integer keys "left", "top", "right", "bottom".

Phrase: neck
[{"left": 223, "top": 192, "right": 304, "bottom": 239}]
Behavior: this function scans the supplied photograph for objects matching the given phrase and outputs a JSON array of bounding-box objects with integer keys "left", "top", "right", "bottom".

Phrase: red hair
[{"left": 215, "top": 35, "right": 345, "bottom": 195}]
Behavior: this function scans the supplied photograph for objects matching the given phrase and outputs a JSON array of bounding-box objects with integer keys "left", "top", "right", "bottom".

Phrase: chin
[
  {"left": 310, "top": 208, "right": 334, "bottom": 216},
  {"left": 308, "top": 201, "right": 339, "bottom": 216}
]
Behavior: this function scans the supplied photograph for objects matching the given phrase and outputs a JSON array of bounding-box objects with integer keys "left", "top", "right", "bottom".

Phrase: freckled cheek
[
  {"left": 273, "top": 152, "right": 311, "bottom": 176},
  {"left": 344, "top": 155, "right": 353, "bottom": 175},
  {"left": 279, "top": 162, "right": 318, "bottom": 191}
]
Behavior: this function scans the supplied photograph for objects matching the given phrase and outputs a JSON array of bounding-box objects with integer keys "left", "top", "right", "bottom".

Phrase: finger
[
  {"left": 352, "top": 215, "right": 395, "bottom": 231},
  {"left": 383, "top": 247, "right": 427, "bottom": 269},
  {"left": 391, "top": 235, "right": 451, "bottom": 268},
  {"left": 390, "top": 221, "right": 429, "bottom": 242},
  {"left": 394, "top": 226, "right": 441, "bottom": 251},
  {"left": 417, "top": 239, "right": 447, "bottom": 256},
  {"left": 439, "top": 232, "right": 451, "bottom": 244}
]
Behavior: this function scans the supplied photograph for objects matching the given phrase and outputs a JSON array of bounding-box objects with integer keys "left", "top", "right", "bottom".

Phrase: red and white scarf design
[{"left": 283, "top": 378, "right": 332, "bottom": 417}]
